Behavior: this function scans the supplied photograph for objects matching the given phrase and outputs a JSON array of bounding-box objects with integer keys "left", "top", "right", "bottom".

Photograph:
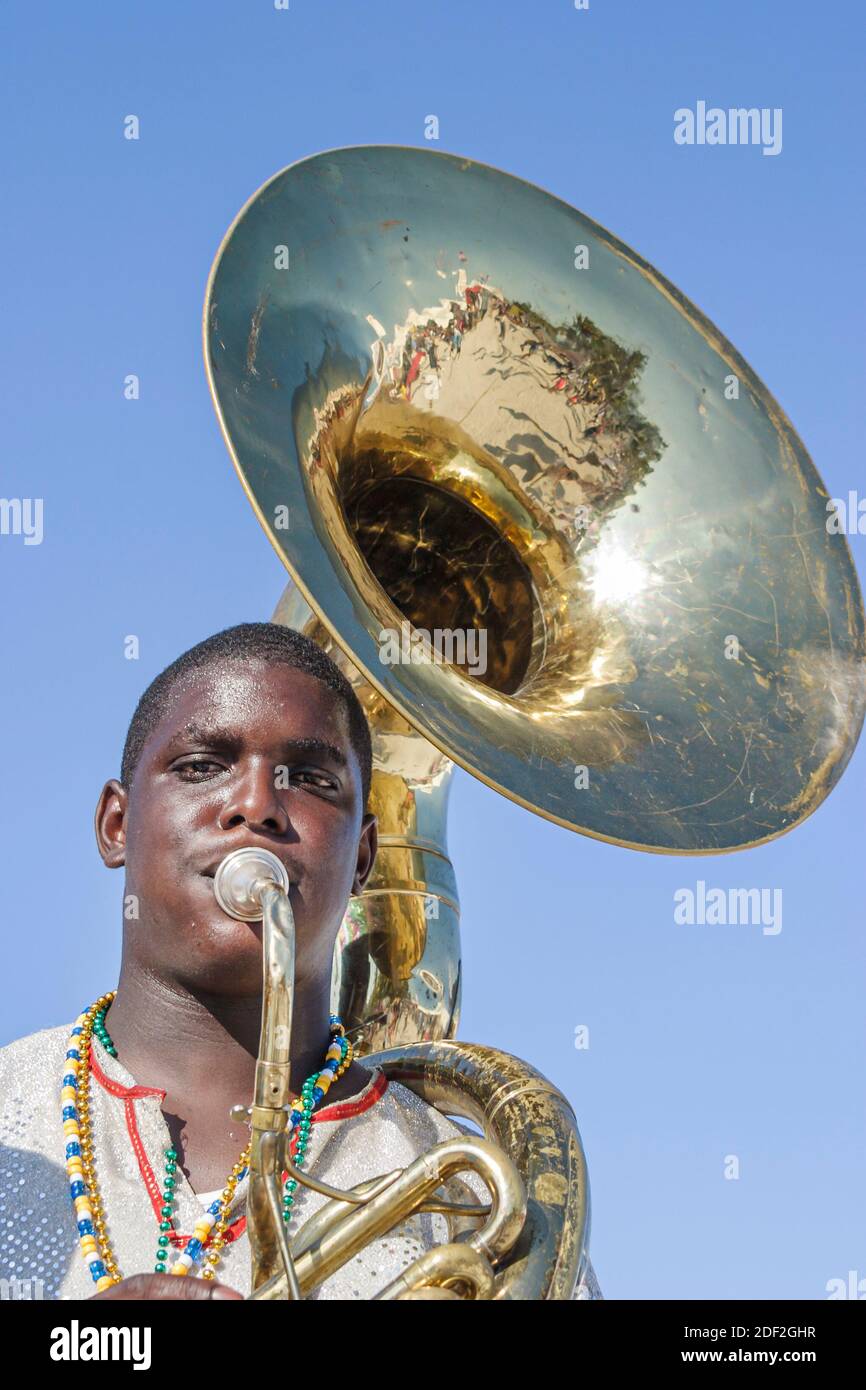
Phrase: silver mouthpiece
[{"left": 212, "top": 847, "right": 290, "bottom": 921}]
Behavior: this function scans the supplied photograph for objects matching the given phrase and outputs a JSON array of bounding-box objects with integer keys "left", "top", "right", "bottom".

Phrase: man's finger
[{"left": 91, "top": 1273, "right": 243, "bottom": 1301}]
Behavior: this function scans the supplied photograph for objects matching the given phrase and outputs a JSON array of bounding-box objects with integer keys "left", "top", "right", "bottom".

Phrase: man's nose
[{"left": 218, "top": 761, "right": 289, "bottom": 835}]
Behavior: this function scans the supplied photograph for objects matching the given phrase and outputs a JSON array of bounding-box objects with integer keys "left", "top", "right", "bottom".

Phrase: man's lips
[{"left": 198, "top": 851, "right": 299, "bottom": 882}]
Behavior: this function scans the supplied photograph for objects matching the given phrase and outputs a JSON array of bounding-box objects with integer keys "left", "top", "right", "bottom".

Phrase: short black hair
[{"left": 120, "top": 623, "right": 373, "bottom": 809}]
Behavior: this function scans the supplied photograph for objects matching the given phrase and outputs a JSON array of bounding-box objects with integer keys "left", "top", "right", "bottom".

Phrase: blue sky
[{"left": 1, "top": 1, "right": 863, "bottom": 1299}]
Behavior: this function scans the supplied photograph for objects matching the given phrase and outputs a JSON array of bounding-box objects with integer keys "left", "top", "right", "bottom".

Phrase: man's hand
[{"left": 89, "top": 1273, "right": 243, "bottom": 1300}]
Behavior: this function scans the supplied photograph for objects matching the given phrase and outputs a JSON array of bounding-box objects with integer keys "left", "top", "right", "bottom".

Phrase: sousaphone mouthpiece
[{"left": 212, "top": 847, "right": 290, "bottom": 921}]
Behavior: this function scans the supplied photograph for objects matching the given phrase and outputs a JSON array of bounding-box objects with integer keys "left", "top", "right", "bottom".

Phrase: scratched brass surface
[
  {"left": 365, "top": 1041, "right": 589, "bottom": 1301},
  {"left": 205, "top": 145, "right": 865, "bottom": 852}
]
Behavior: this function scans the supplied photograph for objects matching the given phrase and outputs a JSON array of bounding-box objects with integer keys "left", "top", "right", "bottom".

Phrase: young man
[{"left": 0, "top": 623, "right": 601, "bottom": 1301}]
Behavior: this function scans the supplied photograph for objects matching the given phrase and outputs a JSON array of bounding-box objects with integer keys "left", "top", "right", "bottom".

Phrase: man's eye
[
  {"left": 176, "top": 759, "right": 223, "bottom": 781},
  {"left": 291, "top": 769, "right": 337, "bottom": 791}
]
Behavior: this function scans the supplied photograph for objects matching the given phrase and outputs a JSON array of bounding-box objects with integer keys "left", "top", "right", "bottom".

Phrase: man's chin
[
  {"left": 156, "top": 904, "right": 267, "bottom": 980},
  {"left": 198, "top": 910, "right": 265, "bottom": 949},
  {"left": 178, "top": 919, "right": 266, "bottom": 994}
]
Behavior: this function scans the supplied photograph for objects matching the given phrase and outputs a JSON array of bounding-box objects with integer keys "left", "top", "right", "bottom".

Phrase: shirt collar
[{"left": 88, "top": 1031, "right": 389, "bottom": 1119}]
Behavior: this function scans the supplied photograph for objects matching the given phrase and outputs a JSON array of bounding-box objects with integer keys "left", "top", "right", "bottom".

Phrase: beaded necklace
[{"left": 61, "top": 991, "right": 353, "bottom": 1292}]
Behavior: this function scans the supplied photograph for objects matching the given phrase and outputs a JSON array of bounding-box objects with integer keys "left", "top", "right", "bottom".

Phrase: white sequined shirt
[{"left": 0, "top": 1022, "right": 602, "bottom": 1301}]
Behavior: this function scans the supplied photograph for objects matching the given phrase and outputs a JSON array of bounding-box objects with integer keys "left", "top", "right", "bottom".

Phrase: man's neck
[{"left": 104, "top": 958, "right": 360, "bottom": 1107}]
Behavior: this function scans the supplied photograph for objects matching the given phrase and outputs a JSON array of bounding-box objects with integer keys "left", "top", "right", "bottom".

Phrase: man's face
[{"left": 96, "top": 660, "right": 376, "bottom": 993}]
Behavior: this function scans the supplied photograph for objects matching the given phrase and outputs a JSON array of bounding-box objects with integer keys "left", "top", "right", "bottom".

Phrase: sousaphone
[{"left": 203, "top": 146, "right": 865, "bottom": 1298}]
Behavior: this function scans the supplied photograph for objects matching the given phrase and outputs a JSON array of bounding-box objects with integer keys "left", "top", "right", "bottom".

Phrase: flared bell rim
[{"left": 203, "top": 144, "right": 865, "bottom": 855}]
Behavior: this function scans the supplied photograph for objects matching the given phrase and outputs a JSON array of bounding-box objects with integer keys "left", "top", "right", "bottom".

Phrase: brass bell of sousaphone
[{"left": 203, "top": 146, "right": 865, "bottom": 1298}]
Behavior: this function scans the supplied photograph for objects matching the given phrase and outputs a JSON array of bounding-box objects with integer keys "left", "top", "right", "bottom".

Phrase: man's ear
[
  {"left": 351, "top": 813, "right": 378, "bottom": 895},
  {"left": 95, "top": 779, "right": 129, "bottom": 869}
]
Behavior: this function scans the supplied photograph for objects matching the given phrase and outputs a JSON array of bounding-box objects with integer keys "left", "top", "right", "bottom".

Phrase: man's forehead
[{"left": 155, "top": 662, "right": 351, "bottom": 746}]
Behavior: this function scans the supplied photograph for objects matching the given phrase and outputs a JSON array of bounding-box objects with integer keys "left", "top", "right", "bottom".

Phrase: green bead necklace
[{"left": 91, "top": 1002, "right": 351, "bottom": 1280}]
